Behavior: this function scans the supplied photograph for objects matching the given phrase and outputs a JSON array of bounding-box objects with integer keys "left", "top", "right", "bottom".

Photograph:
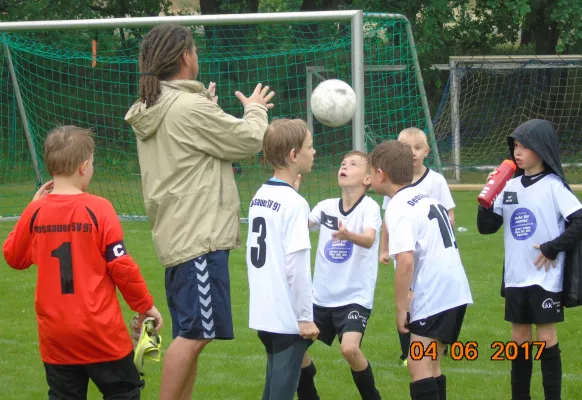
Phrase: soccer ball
[{"left": 310, "top": 79, "right": 357, "bottom": 128}]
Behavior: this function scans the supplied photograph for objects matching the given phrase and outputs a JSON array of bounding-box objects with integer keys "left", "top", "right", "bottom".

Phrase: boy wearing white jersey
[
  {"left": 369, "top": 140, "right": 472, "bottom": 400},
  {"left": 478, "top": 119, "right": 582, "bottom": 400},
  {"left": 297, "top": 151, "right": 382, "bottom": 400},
  {"left": 379, "top": 127, "right": 456, "bottom": 365},
  {"left": 246, "top": 119, "right": 319, "bottom": 400}
]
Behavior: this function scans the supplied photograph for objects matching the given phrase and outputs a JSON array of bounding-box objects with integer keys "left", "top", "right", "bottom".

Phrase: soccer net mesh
[
  {"left": 0, "top": 13, "right": 435, "bottom": 220},
  {"left": 432, "top": 57, "right": 582, "bottom": 184}
]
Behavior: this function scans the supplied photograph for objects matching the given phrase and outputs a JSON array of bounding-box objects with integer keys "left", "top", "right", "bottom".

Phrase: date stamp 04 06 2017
[{"left": 409, "top": 341, "right": 547, "bottom": 361}]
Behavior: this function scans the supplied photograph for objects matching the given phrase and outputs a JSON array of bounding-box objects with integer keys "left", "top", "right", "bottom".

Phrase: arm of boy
[
  {"left": 332, "top": 220, "right": 375, "bottom": 248},
  {"left": 534, "top": 185, "right": 582, "bottom": 270},
  {"left": 386, "top": 204, "right": 418, "bottom": 333},
  {"left": 435, "top": 173, "right": 456, "bottom": 226},
  {"left": 1, "top": 182, "right": 52, "bottom": 269},
  {"left": 477, "top": 169, "right": 504, "bottom": 234},
  {"left": 395, "top": 251, "right": 414, "bottom": 333},
  {"left": 308, "top": 200, "right": 322, "bottom": 231},
  {"left": 380, "top": 221, "right": 390, "bottom": 264},
  {"left": 284, "top": 202, "right": 318, "bottom": 340},
  {"left": 3, "top": 208, "right": 36, "bottom": 270},
  {"left": 286, "top": 249, "right": 319, "bottom": 340},
  {"left": 380, "top": 197, "right": 391, "bottom": 264},
  {"left": 102, "top": 202, "right": 162, "bottom": 331},
  {"left": 332, "top": 200, "right": 381, "bottom": 249},
  {"left": 448, "top": 209, "right": 456, "bottom": 227}
]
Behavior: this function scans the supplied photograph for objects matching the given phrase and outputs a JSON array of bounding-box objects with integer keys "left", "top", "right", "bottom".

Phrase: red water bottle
[{"left": 477, "top": 159, "right": 517, "bottom": 208}]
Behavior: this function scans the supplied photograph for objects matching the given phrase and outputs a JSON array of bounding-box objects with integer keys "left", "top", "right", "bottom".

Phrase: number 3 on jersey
[
  {"left": 250, "top": 217, "right": 267, "bottom": 268},
  {"left": 428, "top": 204, "right": 457, "bottom": 248}
]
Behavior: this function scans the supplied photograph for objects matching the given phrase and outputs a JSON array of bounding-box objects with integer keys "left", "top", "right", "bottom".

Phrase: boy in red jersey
[{"left": 2, "top": 125, "right": 162, "bottom": 400}]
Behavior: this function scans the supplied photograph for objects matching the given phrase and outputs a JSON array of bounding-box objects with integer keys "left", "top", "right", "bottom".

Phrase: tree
[{"left": 0, "top": 0, "right": 172, "bottom": 22}]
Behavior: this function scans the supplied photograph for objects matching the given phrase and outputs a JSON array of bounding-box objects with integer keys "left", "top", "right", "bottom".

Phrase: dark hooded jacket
[
  {"left": 508, "top": 119, "right": 568, "bottom": 187},
  {"left": 476, "top": 119, "right": 582, "bottom": 306}
]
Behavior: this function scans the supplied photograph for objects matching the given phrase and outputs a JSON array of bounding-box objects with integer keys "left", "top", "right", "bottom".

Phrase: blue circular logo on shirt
[
  {"left": 324, "top": 239, "right": 354, "bottom": 263},
  {"left": 510, "top": 208, "right": 537, "bottom": 240}
]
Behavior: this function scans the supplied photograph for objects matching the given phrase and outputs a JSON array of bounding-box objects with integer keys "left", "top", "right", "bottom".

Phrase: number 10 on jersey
[{"left": 428, "top": 204, "right": 456, "bottom": 248}]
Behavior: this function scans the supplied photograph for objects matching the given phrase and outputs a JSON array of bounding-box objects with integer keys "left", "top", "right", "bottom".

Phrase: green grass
[
  {"left": 3, "top": 162, "right": 582, "bottom": 219},
  {"left": 2, "top": 191, "right": 582, "bottom": 399}
]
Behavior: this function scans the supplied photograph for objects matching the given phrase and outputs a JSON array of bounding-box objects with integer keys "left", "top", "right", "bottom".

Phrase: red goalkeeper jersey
[{"left": 2, "top": 193, "right": 154, "bottom": 365}]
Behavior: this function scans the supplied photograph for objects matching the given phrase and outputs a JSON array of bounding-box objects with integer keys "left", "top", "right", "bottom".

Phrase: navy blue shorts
[{"left": 165, "top": 250, "right": 234, "bottom": 340}]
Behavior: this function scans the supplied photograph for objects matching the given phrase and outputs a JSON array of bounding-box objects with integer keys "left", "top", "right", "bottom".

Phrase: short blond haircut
[
  {"left": 398, "top": 127, "right": 428, "bottom": 146},
  {"left": 44, "top": 125, "right": 95, "bottom": 177},
  {"left": 368, "top": 140, "right": 413, "bottom": 185},
  {"left": 263, "top": 119, "right": 309, "bottom": 169}
]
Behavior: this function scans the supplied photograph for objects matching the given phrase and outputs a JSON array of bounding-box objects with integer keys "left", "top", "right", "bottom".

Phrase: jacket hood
[
  {"left": 507, "top": 119, "right": 569, "bottom": 189},
  {"left": 124, "top": 80, "right": 212, "bottom": 141}
]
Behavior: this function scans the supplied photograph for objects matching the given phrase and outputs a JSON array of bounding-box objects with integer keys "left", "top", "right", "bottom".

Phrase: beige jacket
[{"left": 125, "top": 80, "right": 268, "bottom": 267}]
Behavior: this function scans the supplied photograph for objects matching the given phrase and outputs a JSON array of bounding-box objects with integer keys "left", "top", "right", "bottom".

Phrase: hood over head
[
  {"left": 124, "top": 80, "right": 212, "bottom": 141},
  {"left": 507, "top": 119, "right": 569, "bottom": 190}
]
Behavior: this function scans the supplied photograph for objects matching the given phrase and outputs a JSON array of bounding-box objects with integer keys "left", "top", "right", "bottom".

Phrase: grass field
[{"left": 2, "top": 191, "right": 582, "bottom": 400}]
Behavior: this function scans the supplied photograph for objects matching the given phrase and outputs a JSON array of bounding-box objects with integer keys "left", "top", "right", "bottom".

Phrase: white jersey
[
  {"left": 386, "top": 186, "right": 472, "bottom": 322},
  {"left": 382, "top": 168, "right": 455, "bottom": 211},
  {"left": 247, "top": 180, "right": 312, "bottom": 334},
  {"left": 493, "top": 173, "right": 582, "bottom": 292},
  {"left": 309, "top": 196, "right": 382, "bottom": 309}
]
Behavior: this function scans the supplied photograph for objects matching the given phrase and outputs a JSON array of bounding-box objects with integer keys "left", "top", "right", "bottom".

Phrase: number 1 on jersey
[
  {"left": 250, "top": 217, "right": 267, "bottom": 268},
  {"left": 428, "top": 204, "right": 457, "bottom": 248},
  {"left": 51, "top": 242, "right": 74, "bottom": 294}
]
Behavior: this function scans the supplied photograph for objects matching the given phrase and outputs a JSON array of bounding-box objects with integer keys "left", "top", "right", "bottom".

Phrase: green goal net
[
  {"left": 432, "top": 56, "right": 582, "bottom": 184},
  {"left": 0, "top": 12, "right": 436, "bottom": 220}
]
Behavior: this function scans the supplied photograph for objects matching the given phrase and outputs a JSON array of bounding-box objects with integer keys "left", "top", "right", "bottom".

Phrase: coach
[{"left": 125, "top": 24, "right": 275, "bottom": 400}]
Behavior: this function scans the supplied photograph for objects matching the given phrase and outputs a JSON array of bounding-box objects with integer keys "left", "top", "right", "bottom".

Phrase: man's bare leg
[{"left": 160, "top": 337, "right": 212, "bottom": 400}]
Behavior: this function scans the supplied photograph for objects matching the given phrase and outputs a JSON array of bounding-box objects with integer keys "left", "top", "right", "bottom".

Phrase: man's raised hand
[{"left": 235, "top": 83, "right": 275, "bottom": 110}]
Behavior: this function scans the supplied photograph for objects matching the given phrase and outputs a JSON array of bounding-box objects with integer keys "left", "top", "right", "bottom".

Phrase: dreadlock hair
[{"left": 138, "top": 24, "right": 194, "bottom": 108}]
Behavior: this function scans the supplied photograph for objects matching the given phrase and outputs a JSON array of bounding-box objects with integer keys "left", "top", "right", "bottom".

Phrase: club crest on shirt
[
  {"left": 321, "top": 212, "right": 339, "bottom": 230},
  {"left": 503, "top": 191, "right": 519, "bottom": 205}
]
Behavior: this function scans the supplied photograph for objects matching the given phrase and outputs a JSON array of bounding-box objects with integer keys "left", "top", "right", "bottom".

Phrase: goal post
[
  {"left": 0, "top": 11, "right": 436, "bottom": 220},
  {"left": 433, "top": 55, "right": 582, "bottom": 183}
]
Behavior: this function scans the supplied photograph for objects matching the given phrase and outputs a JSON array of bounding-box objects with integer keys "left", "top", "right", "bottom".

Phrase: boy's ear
[
  {"left": 363, "top": 174, "right": 372, "bottom": 186},
  {"left": 289, "top": 148, "right": 297, "bottom": 163},
  {"left": 79, "top": 159, "right": 90, "bottom": 176},
  {"left": 376, "top": 168, "right": 388, "bottom": 182}
]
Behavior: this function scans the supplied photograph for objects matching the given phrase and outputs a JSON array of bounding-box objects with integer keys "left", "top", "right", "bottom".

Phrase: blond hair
[
  {"left": 263, "top": 119, "right": 309, "bottom": 169},
  {"left": 398, "top": 127, "right": 428, "bottom": 146},
  {"left": 44, "top": 126, "right": 94, "bottom": 177},
  {"left": 368, "top": 140, "right": 413, "bottom": 185}
]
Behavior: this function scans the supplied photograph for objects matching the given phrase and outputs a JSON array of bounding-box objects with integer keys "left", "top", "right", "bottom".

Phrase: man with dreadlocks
[{"left": 125, "top": 24, "right": 275, "bottom": 400}]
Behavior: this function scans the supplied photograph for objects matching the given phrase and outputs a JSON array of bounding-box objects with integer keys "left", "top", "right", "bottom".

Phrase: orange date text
[{"left": 408, "top": 341, "right": 546, "bottom": 361}]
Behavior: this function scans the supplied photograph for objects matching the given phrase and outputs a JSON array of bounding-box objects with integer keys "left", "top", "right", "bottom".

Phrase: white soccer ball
[{"left": 310, "top": 79, "right": 357, "bottom": 128}]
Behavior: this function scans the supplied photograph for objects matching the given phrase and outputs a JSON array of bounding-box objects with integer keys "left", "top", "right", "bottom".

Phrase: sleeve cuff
[{"left": 540, "top": 242, "right": 559, "bottom": 261}]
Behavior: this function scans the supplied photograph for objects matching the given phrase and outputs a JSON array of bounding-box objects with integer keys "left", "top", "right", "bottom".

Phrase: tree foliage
[{"left": 0, "top": 0, "right": 173, "bottom": 21}]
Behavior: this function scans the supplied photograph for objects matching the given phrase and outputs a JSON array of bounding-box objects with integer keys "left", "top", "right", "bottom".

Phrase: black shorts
[
  {"left": 165, "top": 250, "right": 234, "bottom": 340},
  {"left": 313, "top": 303, "right": 371, "bottom": 346},
  {"left": 407, "top": 305, "right": 467, "bottom": 345},
  {"left": 505, "top": 285, "right": 564, "bottom": 324},
  {"left": 44, "top": 351, "right": 141, "bottom": 400}
]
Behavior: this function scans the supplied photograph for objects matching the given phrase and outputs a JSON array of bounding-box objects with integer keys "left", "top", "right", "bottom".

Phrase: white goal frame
[
  {"left": 433, "top": 55, "right": 582, "bottom": 182},
  {"left": 0, "top": 11, "right": 439, "bottom": 221}
]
